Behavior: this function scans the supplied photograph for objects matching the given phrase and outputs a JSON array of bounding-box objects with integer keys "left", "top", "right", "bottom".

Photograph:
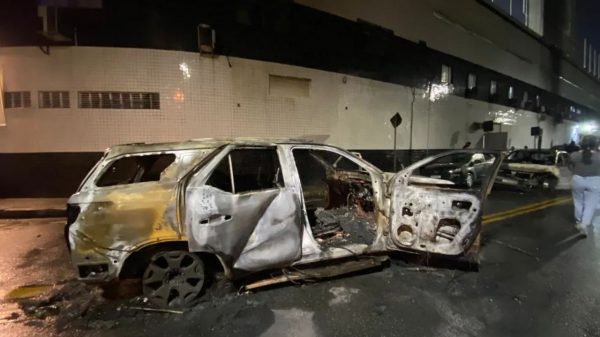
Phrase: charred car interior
[
  {"left": 65, "top": 139, "right": 502, "bottom": 307},
  {"left": 293, "top": 149, "right": 376, "bottom": 248}
]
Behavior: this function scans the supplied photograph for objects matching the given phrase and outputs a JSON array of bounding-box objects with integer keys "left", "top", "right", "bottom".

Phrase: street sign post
[{"left": 390, "top": 112, "right": 402, "bottom": 171}]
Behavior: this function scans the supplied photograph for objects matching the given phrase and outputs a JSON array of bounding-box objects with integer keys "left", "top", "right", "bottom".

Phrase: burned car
[
  {"left": 497, "top": 149, "right": 571, "bottom": 190},
  {"left": 66, "top": 139, "right": 502, "bottom": 307}
]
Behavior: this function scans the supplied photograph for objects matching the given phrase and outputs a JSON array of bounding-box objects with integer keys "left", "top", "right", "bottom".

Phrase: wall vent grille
[
  {"left": 4, "top": 91, "right": 31, "bottom": 108},
  {"left": 78, "top": 91, "right": 160, "bottom": 109},
  {"left": 39, "top": 91, "right": 70, "bottom": 108}
]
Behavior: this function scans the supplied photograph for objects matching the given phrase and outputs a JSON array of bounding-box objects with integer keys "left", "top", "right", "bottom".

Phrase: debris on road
[
  {"left": 1, "top": 312, "right": 20, "bottom": 321},
  {"left": 328, "top": 286, "right": 360, "bottom": 306},
  {"left": 490, "top": 239, "right": 540, "bottom": 261},
  {"left": 87, "top": 319, "right": 118, "bottom": 329},
  {"left": 16, "top": 281, "right": 104, "bottom": 330},
  {"left": 243, "top": 256, "right": 389, "bottom": 291},
  {"left": 5, "top": 284, "right": 54, "bottom": 300},
  {"left": 404, "top": 266, "right": 439, "bottom": 272},
  {"left": 125, "top": 306, "right": 184, "bottom": 314}
]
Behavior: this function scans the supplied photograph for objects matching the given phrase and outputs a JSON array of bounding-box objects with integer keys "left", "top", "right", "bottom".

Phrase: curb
[{"left": 0, "top": 209, "right": 66, "bottom": 219}]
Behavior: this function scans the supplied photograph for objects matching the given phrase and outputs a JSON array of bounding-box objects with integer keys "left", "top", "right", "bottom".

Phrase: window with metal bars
[
  {"left": 78, "top": 91, "right": 160, "bottom": 109},
  {"left": 3, "top": 91, "right": 31, "bottom": 108},
  {"left": 39, "top": 91, "right": 70, "bottom": 108}
]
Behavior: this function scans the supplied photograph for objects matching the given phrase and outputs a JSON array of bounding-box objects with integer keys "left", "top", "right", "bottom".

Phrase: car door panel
[
  {"left": 387, "top": 150, "right": 502, "bottom": 256},
  {"left": 183, "top": 147, "right": 302, "bottom": 273},
  {"left": 389, "top": 185, "right": 481, "bottom": 255},
  {"left": 233, "top": 189, "right": 301, "bottom": 271}
]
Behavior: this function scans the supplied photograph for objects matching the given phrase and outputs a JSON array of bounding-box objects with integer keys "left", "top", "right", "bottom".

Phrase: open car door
[
  {"left": 387, "top": 150, "right": 503, "bottom": 256},
  {"left": 183, "top": 147, "right": 302, "bottom": 273}
]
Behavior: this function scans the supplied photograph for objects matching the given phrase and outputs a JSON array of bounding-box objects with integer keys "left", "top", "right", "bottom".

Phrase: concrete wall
[{"left": 0, "top": 46, "right": 574, "bottom": 154}]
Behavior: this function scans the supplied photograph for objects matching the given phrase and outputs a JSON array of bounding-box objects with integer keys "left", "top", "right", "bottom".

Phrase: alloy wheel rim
[{"left": 142, "top": 251, "right": 205, "bottom": 308}]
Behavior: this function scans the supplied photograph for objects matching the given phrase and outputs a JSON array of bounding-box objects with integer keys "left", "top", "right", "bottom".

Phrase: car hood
[{"left": 506, "top": 163, "right": 560, "bottom": 177}]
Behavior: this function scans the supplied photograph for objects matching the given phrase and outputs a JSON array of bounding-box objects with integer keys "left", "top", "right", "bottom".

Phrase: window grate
[
  {"left": 78, "top": 91, "right": 160, "bottom": 109},
  {"left": 39, "top": 91, "right": 70, "bottom": 108},
  {"left": 3, "top": 91, "right": 31, "bottom": 108}
]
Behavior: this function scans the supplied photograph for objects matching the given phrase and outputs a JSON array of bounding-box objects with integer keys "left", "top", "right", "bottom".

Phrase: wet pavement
[{"left": 1, "top": 190, "right": 599, "bottom": 337}]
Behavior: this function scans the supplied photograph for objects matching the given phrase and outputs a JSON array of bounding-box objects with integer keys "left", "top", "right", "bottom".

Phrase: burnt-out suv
[{"left": 66, "top": 138, "right": 502, "bottom": 307}]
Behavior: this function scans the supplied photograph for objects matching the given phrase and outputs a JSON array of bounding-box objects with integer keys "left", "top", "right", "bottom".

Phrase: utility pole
[{"left": 409, "top": 88, "right": 416, "bottom": 163}]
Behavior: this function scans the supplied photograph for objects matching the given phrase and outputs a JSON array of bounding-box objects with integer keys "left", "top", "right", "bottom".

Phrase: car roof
[{"left": 105, "top": 137, "right": 320, "bottom": 158}]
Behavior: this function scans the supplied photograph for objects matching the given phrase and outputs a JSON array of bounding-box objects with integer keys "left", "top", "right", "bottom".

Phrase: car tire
[
  {"left": 142, "top": 250, "right": 206, "bottom": 308},
  {"left": 539, "top": 176, "right": 558, "bottom": 191}
]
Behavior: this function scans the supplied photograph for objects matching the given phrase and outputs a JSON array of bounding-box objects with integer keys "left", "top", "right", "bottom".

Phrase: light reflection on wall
[
  {"left": 580, "top": 121, "right": 598, "bottom": 135},
  {"left": 571, "top": 124, "right": 580, "bottom": 142},
  {"left": 179, "top": 62, "right": 191, "bottom": 79},
  {"left": 174, "top": 88, "right": 185, "bottom": 103},
  {"left": 488, "top": 108, "right": 522, "bottom": 125},
  {"left": 423, "top": 83, "right": 454, "bottom": 102}
]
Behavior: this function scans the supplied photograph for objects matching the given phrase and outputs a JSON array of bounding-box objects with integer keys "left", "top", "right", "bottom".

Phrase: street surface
[{"left": 1, "top": 190, "right": 599, "bottom": 337}]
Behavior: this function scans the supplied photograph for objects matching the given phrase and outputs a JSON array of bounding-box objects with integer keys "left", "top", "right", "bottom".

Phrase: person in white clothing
[{"left": 569, "top": 135, "right": 600, "bottom": 237}]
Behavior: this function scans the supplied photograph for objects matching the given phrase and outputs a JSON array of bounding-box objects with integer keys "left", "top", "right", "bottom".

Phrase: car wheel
[
  {"left": 539, "top": 177, "right": 557, "bottom": 191},
  {"left": 142, "top": 250, "right": 205, "bottom": 308},
  {"left": 465, "top": 173, "right": 474, "bottom": 188}
]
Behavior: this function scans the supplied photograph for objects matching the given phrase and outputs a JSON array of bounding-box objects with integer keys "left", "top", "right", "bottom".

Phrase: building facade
[{"left": 1, "top": 0, "right": 598, "bottom": 196}]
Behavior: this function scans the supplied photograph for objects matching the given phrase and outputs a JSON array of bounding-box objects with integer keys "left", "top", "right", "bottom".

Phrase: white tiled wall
[{"left": 0, "top": 46, "right": 574, "bottom": 153}]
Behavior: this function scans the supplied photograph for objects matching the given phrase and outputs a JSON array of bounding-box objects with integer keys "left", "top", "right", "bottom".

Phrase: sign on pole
[
  {"left": 390, "top": 113, "right": 402, "bottom": 171},
  {"left": 390, "top": 113, "right": 402, "bottom": 128}
]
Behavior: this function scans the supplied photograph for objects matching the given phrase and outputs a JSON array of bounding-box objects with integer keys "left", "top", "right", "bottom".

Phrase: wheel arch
[
  {"left": 538, "top": 173, "right": 559, "bottom": 190},
  {"left": 118, "top": 240, "right": 227, "bottom": 279}
]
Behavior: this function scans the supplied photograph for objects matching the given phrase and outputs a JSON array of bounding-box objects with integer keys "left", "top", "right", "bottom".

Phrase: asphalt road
[{"left": 1, "top": 190, "right": 599, "bottom": 337}]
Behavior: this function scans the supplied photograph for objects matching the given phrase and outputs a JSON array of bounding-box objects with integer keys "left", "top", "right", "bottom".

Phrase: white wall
[{"left": 0, "top": 47, "right": 573, "bottom": 153}]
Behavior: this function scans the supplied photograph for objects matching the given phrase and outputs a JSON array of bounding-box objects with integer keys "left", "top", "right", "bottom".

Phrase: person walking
[{"left": 569, "top": 135, "right": 600, "bottom": 237}]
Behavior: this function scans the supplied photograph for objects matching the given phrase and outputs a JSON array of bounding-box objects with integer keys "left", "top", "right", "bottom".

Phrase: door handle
[{"left": 199, "top": 214, "right": 232, "bottom": 224}]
